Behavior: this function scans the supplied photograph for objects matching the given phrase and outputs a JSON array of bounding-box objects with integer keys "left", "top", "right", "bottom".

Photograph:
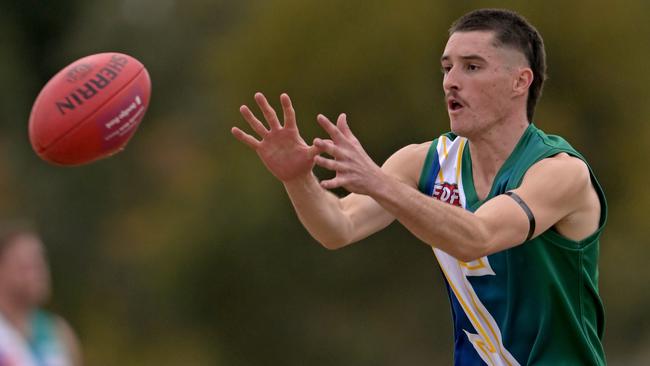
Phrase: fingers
[
  {"left": 314, "top": 155, "right": 345, "bottom": 190},
  {"left": 255, "top": 92, "right": 282, "bottom": 129},
  {"left": 239, "top": 105, "right": 269, "bottom": 137},
  {"left": 280, "top": 93, "right": 297, "bottom": 129},
  {"left": 317, "top": 114, "right": 345, "bottom": 141},
  {"left": 231, "top": 127, "right": 261, "bottom": 149},
  {"left": 306, "top": 144, "right": 321, "bottom": 159},
  {"left": 319, "top": 177, "right": 343, "bottom": 190},
  {"left": 313, "top": 138, "right": 337, "bottom": 157},
  {"left": 336, "top": 113, "right": 355, "bottom": 139},
  {"left": 314, "top": 155, "right": 342, "bottom": 171},
  {"left": 318, "top": 113, "right": 357, "bottom": 143}
]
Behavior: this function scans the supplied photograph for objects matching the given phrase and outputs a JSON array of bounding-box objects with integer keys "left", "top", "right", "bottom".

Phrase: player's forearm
[
  {"left": 371, "top": 175, "right": 490, "bottom": 261},
  {"left": 283, "top": 173, "right": 354, "bottom": 249}
]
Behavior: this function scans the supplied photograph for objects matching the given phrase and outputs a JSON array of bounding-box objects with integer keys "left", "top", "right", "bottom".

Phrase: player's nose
[{"left": 443, "top": 67, "right": 461, "bottom": 92}]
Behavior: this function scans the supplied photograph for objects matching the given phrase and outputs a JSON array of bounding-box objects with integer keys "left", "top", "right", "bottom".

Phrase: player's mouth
[{"left": 447, "top": 97, "right": 465, "bottom": 113}]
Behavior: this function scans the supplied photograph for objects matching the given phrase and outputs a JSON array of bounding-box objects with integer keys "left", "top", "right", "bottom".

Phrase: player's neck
[
  {"left": 0, "top": 294, "right": 33, "bottom": 337},
  {"left": 468, "top": 117, "right": 528, "bottom": 200}
]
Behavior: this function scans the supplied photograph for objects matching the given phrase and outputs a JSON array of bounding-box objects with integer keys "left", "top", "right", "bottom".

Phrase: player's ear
[{"left": 513, "top": 67, "right": 533, "bottom": 97}]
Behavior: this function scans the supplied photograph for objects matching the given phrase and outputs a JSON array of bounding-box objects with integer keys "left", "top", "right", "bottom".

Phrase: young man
[
  {"left": 0, "top": 223, "right": 82, "bottom": 366},
  {"left": 232, "top": 8, "right": 606, "bottom": 365}
]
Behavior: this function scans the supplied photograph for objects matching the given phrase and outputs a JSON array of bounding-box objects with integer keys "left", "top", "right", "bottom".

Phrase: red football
[{"left": 29, "top": 52, "right": 151, "bottom": 166}]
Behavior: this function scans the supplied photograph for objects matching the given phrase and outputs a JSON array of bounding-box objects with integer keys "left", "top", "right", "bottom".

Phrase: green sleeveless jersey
[{"left": 418, "top": 124, "right": 607, "bottom": 365}]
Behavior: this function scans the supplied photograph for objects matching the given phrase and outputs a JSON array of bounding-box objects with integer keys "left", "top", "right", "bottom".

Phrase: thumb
[{"left": 307, "top": 144, "right": 321, "bottom": 159}]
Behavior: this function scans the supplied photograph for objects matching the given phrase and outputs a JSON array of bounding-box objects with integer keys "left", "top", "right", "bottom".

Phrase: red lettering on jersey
[{"left": 432, "top": 182, "right": 461, "bottom": 207}]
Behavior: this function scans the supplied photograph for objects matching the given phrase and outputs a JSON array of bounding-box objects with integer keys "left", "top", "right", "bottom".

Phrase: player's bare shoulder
[
  {"left": 525, "top": 153, "right": 592, "bottom": 191},
  {"left": 521, "top": 152, "right": 600, "bottom": 240},
  {"left": 381, "top": 141, "right": 433, "bottom": 188}
]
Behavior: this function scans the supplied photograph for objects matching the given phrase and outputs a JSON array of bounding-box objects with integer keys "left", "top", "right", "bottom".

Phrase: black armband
[{"left": 505, "top": 191, "right": 536, "bottom": 242}]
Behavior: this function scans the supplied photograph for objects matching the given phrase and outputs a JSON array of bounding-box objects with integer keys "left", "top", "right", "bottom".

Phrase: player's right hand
[{"left": 232, "top": 93, "right": 319, "bottom": 182}]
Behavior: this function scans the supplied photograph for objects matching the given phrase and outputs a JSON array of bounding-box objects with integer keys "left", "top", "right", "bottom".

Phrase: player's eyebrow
[{"left": 440, "top": 54, "right": 487, "bottom": 63}]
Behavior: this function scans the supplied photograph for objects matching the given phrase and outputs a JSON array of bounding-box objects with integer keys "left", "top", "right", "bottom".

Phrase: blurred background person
[{"left": 0, "top": 222, "right": 81, "bottom": 366}]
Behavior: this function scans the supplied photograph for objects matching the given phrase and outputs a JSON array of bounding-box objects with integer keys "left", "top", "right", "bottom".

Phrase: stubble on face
[{"left": 442, "top": 31, "right": 529, "bottom": 138}]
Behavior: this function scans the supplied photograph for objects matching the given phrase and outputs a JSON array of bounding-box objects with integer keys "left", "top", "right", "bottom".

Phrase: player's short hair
[
  {"left": 449, "top": 9, "right": 547, "bottom": 122},
  {"left": 0, "top": 221, "right": 39, "bottom": 259}
]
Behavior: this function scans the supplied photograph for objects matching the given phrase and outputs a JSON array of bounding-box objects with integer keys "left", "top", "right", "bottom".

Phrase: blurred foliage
[{"left": 0, "top": 0, "right": 649, "bottom": 364}]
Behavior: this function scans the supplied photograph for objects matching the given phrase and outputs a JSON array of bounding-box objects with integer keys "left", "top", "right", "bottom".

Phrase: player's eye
[
  {"left": 467, "top": 64, "right": 480, "bottom": 71},
  {"left": 441, "top": 65, "right": 452, "bottom": 74}
]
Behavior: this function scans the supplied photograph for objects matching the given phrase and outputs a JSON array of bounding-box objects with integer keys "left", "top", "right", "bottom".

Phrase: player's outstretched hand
[
  {"left": 232, "top": 93, "right": 319, "bottom": 182},
  {"left": 313, "top": 113, "right": 384, "bottom": 195}
]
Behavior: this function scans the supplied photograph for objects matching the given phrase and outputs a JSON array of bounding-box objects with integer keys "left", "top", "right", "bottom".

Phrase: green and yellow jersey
[{"left": 418, "top": 124, "right": 607, "bottom": 365}]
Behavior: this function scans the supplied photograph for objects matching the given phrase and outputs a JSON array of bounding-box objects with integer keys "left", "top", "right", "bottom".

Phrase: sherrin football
[{"left": 29, "top": 52, "right": 151, "bottom": 166}]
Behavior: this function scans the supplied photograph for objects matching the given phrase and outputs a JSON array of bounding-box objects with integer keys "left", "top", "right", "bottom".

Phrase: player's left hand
[{"left": 313, "top": 113, "right": 385, "bottom": 195}]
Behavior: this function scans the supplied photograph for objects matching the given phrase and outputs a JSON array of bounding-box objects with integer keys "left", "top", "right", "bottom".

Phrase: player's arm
[
  {"left": 371, "top": 153, "right": 599, "bottom": 261},
  {"left": 284, "top": 142, "right": 427, "bottom": 249},
  {"left": 282, "top": 175, "right": 390, "bottom": 249},
  {"left": 476, "top": 153, "right": 600, "bottom": 248},
  {"left": 313, "top": 114, "right": 600, "bottom": 261},
  {"left": 232, "top": 93, "right": 418, "bottom": 249}
]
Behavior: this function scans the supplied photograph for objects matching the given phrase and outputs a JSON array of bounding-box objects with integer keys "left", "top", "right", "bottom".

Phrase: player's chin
[
  {"left": 450, "top": 112, "right": 481, "bottom": 136},
  {"left": 449, "top": 118, "right": 469, "bottom": 137}
]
